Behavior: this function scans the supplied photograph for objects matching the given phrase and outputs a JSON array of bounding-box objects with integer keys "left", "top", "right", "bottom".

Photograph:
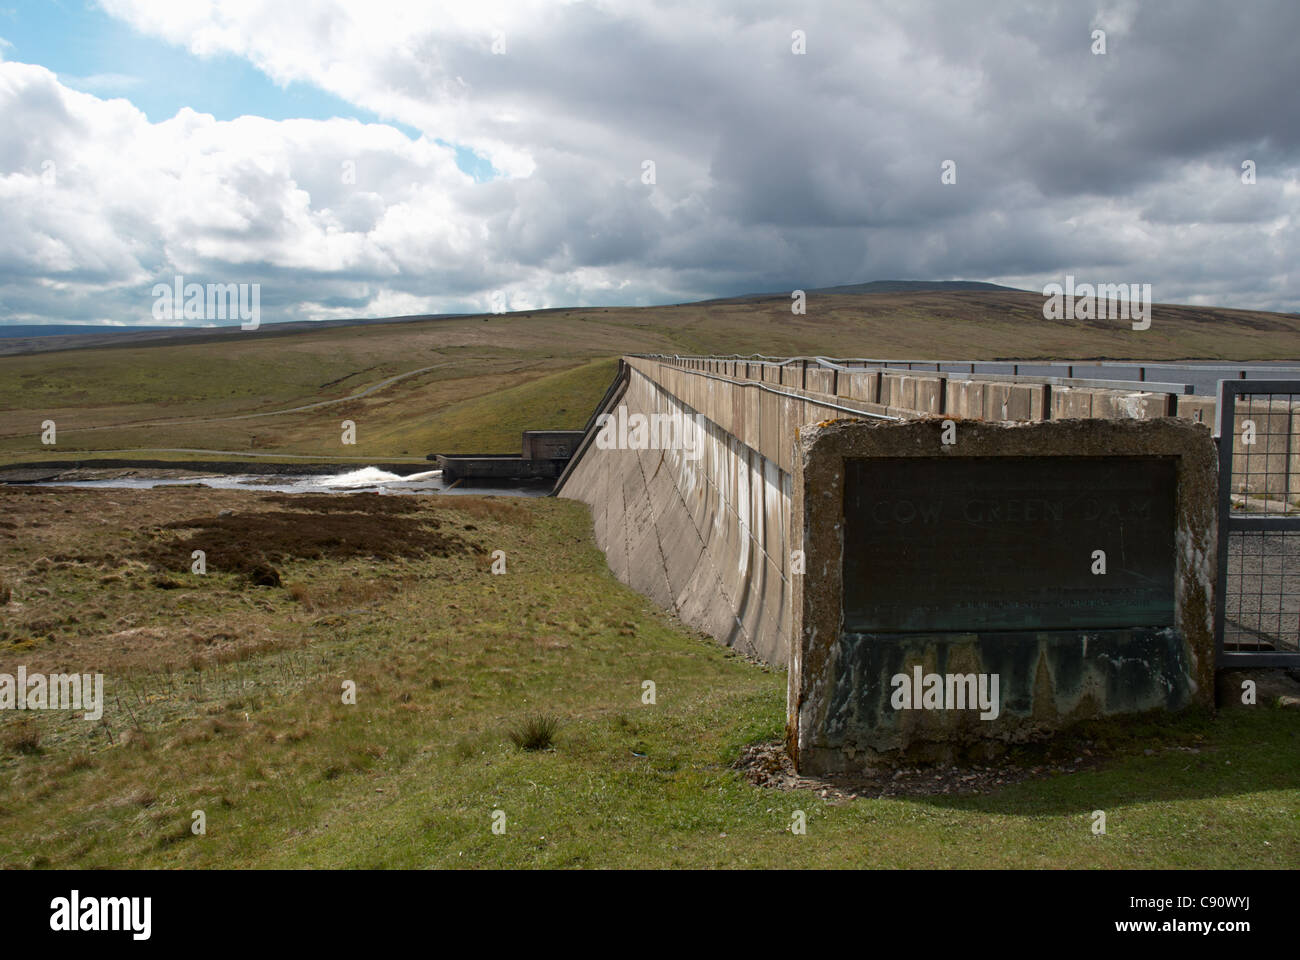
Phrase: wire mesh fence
[
  {"left": 1222, "top": 530, "right": 1300, "bottom": 653},
  {"left": 1216, "top": 383, "right": 1300, "bottom": 664}
]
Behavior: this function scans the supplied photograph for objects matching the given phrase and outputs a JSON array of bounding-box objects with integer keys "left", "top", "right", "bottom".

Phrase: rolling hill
[{"left": 1, "top": 286, "right": 1297, "bottom": 466}]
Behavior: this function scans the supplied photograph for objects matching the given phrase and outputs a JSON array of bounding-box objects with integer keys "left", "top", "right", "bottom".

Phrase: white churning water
[{"left": 317, "top": 467, "right": 443, "bottom": 488}]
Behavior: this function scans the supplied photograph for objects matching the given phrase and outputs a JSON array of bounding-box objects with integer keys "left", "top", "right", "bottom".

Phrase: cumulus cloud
[{"left": 1, "top": 0, "right": 1297, "bottom": 327}]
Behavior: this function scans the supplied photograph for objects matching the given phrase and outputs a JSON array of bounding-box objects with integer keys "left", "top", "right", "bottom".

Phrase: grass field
[
  {"left": 3, "top": 289, "right": 1299, "bottom": 467},
  {"left": 1, "top": 486, "right": 1296, "bottom": 869}
]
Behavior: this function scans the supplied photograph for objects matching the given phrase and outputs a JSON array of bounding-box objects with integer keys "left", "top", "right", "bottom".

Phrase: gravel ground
[{"left": 1224, "top": 529, "right": 1300, "bottom": 652}]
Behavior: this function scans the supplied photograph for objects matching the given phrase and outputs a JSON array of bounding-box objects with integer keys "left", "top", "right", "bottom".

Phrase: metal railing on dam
[
  {"left": 636, "top": 353, "right": 1199, "bottom": 415},
  {"left": 635, "top": 353, "right": 1300, "bottom": 423},
  {"left": 641, "top": 354, "right": 1300, "bottom": 396}
]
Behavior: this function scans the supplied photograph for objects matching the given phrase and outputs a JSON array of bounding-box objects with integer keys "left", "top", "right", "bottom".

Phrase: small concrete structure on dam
[
  {"left": 555, "top": 356, "right": 1292, "bottom": 769},
  {"left": 436, "top": 429, "right": 584, "bottom": 482}
]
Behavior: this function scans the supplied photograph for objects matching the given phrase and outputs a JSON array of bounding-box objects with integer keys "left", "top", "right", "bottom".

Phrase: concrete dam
[{"left": 556, "top": 356, "right": 1294, "bottom": 769}]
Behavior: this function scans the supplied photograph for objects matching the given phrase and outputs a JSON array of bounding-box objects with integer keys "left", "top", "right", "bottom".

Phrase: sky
[{"left": 0, "top": 0, "right": 1296, "bottom": 327}]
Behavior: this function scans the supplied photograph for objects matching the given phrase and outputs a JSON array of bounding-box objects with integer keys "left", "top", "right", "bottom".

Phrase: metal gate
[{"left": 1214, "top": 380, "right": 1300, "bottom": 666}]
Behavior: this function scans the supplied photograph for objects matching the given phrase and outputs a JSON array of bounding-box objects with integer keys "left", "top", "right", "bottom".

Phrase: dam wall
[
  {"left": 557, "top": 355, "right": 1285, "bottom": 670},
  {"left": 556, "top": 358, "right": 869, "bottom": 663}
]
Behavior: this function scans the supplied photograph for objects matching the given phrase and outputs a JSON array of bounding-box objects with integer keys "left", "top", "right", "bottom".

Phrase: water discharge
[
  {"left": 318, "top": 467, "right": 443, "bottom": 488},
  {"left": 32, "top": 466, "right": 548, "bottom": 497}
]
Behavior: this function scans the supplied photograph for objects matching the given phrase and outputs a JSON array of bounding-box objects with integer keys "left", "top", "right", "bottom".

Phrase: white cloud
[{"left": 0, "top": 0, "right": 1297, "bottom": 327}]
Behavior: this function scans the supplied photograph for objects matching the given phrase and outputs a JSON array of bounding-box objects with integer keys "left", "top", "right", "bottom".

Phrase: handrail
[
  {"left": 642, "top": 354, "right": 1300, "bottom": 373},
  {"left": 635, "top": 354, "right": 1197, "bottom": 395}
]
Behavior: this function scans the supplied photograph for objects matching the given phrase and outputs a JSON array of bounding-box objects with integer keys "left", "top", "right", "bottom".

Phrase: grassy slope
[
  {"left": 374, "top": 358, "right": 619, "bottom": 455},
  {"left": 1, "top": 487, "right": 1296, "bottom": 869},
  {"left": 2, "top": 291, "right": 1299, "bottom": 466}
]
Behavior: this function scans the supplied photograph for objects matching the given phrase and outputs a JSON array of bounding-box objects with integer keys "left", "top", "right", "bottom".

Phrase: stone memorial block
[{"left": 788, "top": 418, "right": 1217, "bottom": 773}]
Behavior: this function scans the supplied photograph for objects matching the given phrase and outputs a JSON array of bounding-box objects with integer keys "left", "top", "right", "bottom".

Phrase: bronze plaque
[{"left": 842, "top": 457, "right": 1177, "bottom": 632}]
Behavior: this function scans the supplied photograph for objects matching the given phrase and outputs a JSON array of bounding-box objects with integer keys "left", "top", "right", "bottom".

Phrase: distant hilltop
[
  {"left": 808, "top": 279, "right": 1026, "bottom": 295},
  {"left": 725, "top": 279, "right": 1027, "bottom": 299},
  {"left": 3, "top": 279, "right": 1298, "bottom": 362},
  {"left": 0, "top": 323, "right": 174, "bottom": 339},
  {"left": 0, "top": 281, "right": 1027, "bottom": 341}
]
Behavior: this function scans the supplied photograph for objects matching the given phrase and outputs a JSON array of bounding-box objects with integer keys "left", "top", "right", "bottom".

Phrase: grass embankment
[
  {"left": 0, "top": 347, "right": 616, "bottom": 465},
  {"left": 1, "top": 487, "right": 1296, "bottom": 869}
]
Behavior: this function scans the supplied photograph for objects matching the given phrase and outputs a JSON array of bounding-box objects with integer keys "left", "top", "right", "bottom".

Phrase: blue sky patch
[{"left": 0, "top": 0, "right": 496, "bottom": 179}]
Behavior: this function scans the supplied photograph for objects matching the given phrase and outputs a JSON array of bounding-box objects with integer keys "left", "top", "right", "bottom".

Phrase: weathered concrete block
[
  {"left": 1090, "top": 389, "right": 1171, "bottom": 420},
  {"left": 946, "top": 380, "right": 986, "bottom": 419},
  {"left": 984, "top": 382, "right": 1046, "bottom": 421},
  {"left": 913, "top": 376, "right": 943, "bottom": 415},
  {"left": 880, "top": 373, "right": 912, "bottom": 410},
  {"left": 981, "top": 383, "right": 1011, "bottom": 420},
  {"left": 805, "top": 368, "right": 835, "bottom": 395},
  {"left": 789, "top": 417, "right": 1218, "bottom": 772},
  {"left": 1177, "top": 395, "right": 1216, "bottom": 425},
  {"left": 1051, "top": 386, "right": 1094, "bottom": 419},
  {"left": 837, "top": 371, "right": 878, "bottom": 403}
]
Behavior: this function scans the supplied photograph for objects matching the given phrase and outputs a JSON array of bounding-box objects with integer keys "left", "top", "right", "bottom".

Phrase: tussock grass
[
  {"left": 4, "top": 721, "right": 42, "bottom": 756},
  {"left": 508, "top": 713, "right": 560, "bottom": 752}
]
